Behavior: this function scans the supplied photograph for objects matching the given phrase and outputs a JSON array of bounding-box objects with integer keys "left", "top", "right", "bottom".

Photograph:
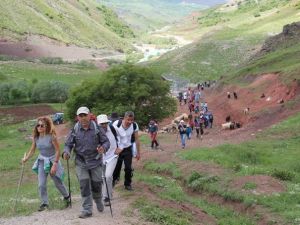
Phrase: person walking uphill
[
  {"left": 148, "top": 120, "right": 159, "bottom": 149},
  {"left": 63, "top": 107, "right": 110, "bottom": 219},
  {"left": 112, "top": 111, "right": 141, "bottom": 191},
  {"left": 97, "top": 114, "right": 118, "bottom": 207},
  {"left": 22, "top": 117, "right": 70, "bottom": 212}
]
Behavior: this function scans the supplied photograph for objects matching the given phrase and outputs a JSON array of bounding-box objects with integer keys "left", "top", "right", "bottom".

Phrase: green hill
[
  {"left": 99, "top": 0, "right": 208, "bottom": 32},
  {"left": 148, "top": 0, "right": 300, "bottom": 82},
  {"left": 0, "top": 0, "right": 135, "bottom": 51}
]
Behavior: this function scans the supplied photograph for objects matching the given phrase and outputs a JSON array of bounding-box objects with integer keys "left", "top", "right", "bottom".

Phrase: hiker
[
  {"left": 97, "top": 114, "right": 118, "bottom": 207},
  {"left": 233, "top": 91, "right": 238, "bottom": 99},
  {"left": 63, "top": 106, "right": 110, "bottom": 219},
  {"left": 178, "top": 120, "right": 187, "bottom": 149},
  {"left": 208, "top": 113, "right": 214, "bottom": 128},
  {"left": 148, "top": 120, "right": 159, "bottom": 149},
  {"left": 183, "top": 91, "right": 188, "bottom": 104},
  {"left": 178, "top": 92, "right": 183, "bottom": 105},
  {"left": 194, "top": 114, "right": 204, "bottom": 139},
  {"left": 22, "top": 117, "right": 70, "bottom": 212},
  {"left": 227, "top": 91, "right": 231, "bottom": 99},
  {"left": 112, "top": 111, "right": 141, "bottom": 191}
]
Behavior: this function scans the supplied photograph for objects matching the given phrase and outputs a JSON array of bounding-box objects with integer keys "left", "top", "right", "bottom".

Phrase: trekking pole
[
  {"left": 67, "top": 159, "right": 72, "bottom": 208},
  {"left": 14, "top": 152, "right": 26, "bottom": 213},
  {"left": 103, "top": 164, "right": 113, "bottom": 217},
  {"left": 174, "top": 133, "right": 179, "bottom": 148}
]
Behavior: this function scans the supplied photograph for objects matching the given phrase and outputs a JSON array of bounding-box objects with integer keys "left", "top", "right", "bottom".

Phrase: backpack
[{"left": 113, "top": 120, "right": 137, "bottom": 143}]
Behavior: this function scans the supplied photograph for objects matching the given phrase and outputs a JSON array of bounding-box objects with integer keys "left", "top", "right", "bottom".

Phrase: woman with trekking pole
[{"left": 22, "top": 117, "right": 70, "bottom": 211}]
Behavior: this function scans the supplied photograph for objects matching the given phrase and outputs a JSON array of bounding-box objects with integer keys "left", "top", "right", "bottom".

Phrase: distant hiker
[
  {"left": 227, "top": 91, "right": 231, "bottom": 99},
  {"left": 194, "top": 115, "right": 203, "bottom": 139},
  {"left": 97, "top": 114, "right": 118, "bottom": 207},
  {"left": 63, "top": 107, "right": 110, "bottom": 219},
  {"left": 186, "top": 124, "right": 192, "bottom": 140},
  {"left": 112, "top": 111, "right": 141, "bottom": 191},
  {"left": 148, "top": 120, "right": 159, "bottom": 149},
  {"left": 261, "top": 93, "right": 265, "bottom": 98},
  {"left": 22, "top": 117, "right": 70, "bottom": 212},
  {"left": 195, "top": 90, "right": 201, "bottom": 103},
  {"left": 233, "top": 92, "right": 238, "bottom": 99},
  {"left": 183, "top": 91, "right": 188, "bottom": 104},
  {"left": 208, "top": 113, "right": 214, "bottom": 128},
  {"left": 203, "top": 102, "right": 208, "bottom": 112},
  {"left": 178, "top": 92, "right": 183, "bottom": 105},
  {"left": 178, "top": 120, "right": 187, "bottom": 149}
]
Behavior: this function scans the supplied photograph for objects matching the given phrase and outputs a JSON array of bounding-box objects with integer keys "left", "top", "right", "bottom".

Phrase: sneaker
[
  {"left": 124, "top": 185, "right": 133, "bottom": 191},
  {"left": 78, "top": 212, "right": 92, "bottom": 219},
  {"left": 96, "top": 202, "right": 104, "bottom": 212},
  {"left": 38, "top": 204, "right": 49, "bottom": 212},
  {"left": 104, "top": 197, "right": 110, "bottom": 207},
  {"left": 64, "top": 195, "right": 71, "bottom": 208}
]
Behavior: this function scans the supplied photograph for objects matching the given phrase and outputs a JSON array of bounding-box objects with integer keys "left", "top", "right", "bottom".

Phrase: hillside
[
  {"left": 0, "top": 0, "right": 134, "bottom": 51},
  {"left": 99, "top": 0, "right": 209, "bottom": 32},
  {"left": 148, "top": 0, "right": 300, "bottom": 82}
]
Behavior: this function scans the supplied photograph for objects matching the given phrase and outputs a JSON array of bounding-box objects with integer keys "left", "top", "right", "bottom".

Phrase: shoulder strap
[
  {"left": 109, "top": 123, "right": 118, "bottom": 147},
  {"left": 117, "top": 119, "right": 122, "bottom": 128}
]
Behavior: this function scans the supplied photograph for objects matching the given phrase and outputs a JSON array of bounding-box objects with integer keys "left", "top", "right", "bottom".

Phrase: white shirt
[
  {"left": 113, "top": 120, "right": 139, "bottom": 150},
  {"left": 103, "top": 125, "right": 118, "bottom": 163}
]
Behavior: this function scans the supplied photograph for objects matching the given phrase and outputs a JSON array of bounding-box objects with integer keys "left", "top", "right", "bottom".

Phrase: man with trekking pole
[
  {"left": 97, "top": 114, "right": 119, "bottom": 217},
  {"left": 63, "top": 106, "right": 110, "bottom": 219}
]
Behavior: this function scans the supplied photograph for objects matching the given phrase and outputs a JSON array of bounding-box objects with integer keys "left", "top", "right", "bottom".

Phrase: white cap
[
  {"left": 180, "top": 120, "right": 184, "bottom": 123},
  {"left": 76, "top": 106, "right": 90, "bottom": 115},
  {"left": 97, "top": 114, "right": 110, "bottom": 124}
]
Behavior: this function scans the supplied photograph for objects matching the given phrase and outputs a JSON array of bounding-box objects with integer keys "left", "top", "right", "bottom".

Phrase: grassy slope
[
  {"left": 0, "top": 0, "right": 134, "bottom": 51},
  {"left": 0, "top": 60, "right": 102, "bottom": 86},
  {"left": 148, "top": 0, "right": 300, "bottom": 82},
  {"left": 179, "top": 112, "right": 300, "bottom": 223}
]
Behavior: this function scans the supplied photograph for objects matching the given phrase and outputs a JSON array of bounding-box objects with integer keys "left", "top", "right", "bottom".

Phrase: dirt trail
[{"left": 0, "top": 193, "right": 154, "bottom": 225}]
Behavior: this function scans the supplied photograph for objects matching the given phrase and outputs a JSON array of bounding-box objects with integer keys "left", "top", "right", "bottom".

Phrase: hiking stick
[
  {"left": 174, "top": 133, "right": 179, "bottom": 148},
  {"left": 67, "top": 159, "right": 72, "bottom": 208},
  {"left": 14, "top": 153, "right": 26, "bottom": 213},
  {"left": 103, "top": 164, "right": 113, "bottom": 217}
]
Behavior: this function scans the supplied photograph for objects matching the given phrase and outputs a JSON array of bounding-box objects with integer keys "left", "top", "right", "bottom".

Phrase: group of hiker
[
  {"left": 177, "top": 85, "right": 214, "bottom": 149},
  {"left": 22, "top": 107, "right": 141, "bottom": 219}
]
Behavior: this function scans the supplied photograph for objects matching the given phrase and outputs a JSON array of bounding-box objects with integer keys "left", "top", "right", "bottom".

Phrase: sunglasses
[{"left": 36, "top": 124, "right": 45, "bottom": 128}]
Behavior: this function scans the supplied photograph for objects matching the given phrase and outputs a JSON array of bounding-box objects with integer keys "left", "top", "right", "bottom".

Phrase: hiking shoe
[
  {"left": 104, "top": 197, "right": 110, "bottom": 207},
  {"left": 78, "top": 212, "right": 92, "bottom": 219},
  {"left": 64, "top": 195, "right": 71, "bottom": 208},
  {"left": 38, "top": 204, "right": 49, "bottom": 212},
  {"left": 96, "top": 202, "right": 104, "bottom": 212},
  {"left": 124, "top": 185, "right": 133, "bottom": 191}
]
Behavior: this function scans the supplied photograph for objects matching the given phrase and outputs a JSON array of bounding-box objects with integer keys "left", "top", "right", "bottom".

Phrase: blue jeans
[{"left": 180, "top": 133, "right": 186, "bottom": 148}]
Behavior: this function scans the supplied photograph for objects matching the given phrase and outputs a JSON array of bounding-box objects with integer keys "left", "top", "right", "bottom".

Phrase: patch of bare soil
[
  {"left": 0, "top": 35, "right": 125, "bottom": 63},
  {"left": 0, "top": 105, "right": 57, "bottom": 125},
  {"left": 230, "top": 175, "right": 286, "bottom": 195}
]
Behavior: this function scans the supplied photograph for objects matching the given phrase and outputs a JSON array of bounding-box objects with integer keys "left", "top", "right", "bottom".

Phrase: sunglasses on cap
[{"left": 78, "top": 113, "right": 88, "bottom": 117}]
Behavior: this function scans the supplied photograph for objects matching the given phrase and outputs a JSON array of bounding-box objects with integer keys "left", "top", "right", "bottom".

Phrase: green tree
[{"left": 66, "top": 64, "right": 176, "bottom": 127}]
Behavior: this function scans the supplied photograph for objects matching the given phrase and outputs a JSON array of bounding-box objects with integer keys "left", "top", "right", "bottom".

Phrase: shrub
[
  {"left": 40, "top": 57, "right": 64, "bottom": 64},
  {"left": 31, "top": 81, "right": 69, "bottom": 103}
]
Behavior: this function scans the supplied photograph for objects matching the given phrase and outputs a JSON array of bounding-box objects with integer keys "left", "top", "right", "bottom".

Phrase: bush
[
  {"left": 0, "top": 81, "right": 30, "bottom": 105},
  {"left": 65, "top": 64, "right": 176, "bottom": 127},
  {"left": 31, "top": 81, "right": 69, "bottom": 103}
]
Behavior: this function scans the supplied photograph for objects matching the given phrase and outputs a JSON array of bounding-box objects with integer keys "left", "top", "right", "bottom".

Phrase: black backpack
[{"left": 110, "top": 120, "right": 137, "bottom": 144}]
